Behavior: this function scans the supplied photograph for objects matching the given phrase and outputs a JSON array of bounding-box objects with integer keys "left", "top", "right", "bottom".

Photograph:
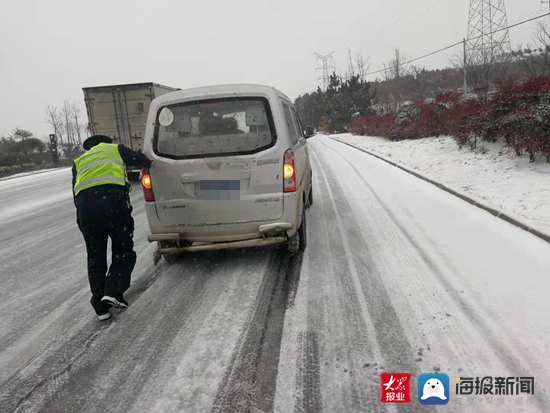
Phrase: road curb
[{"left": 333, "top": 137, "right": 550, "bottom": 245}]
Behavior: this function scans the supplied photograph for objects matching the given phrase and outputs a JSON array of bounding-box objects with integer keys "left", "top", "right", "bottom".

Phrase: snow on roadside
[
  {"left": 333, "top": 133, "right": 550, "bottom": 232},
  {"left": 0, "top": 167, "right": 70, "bottom": 183}
]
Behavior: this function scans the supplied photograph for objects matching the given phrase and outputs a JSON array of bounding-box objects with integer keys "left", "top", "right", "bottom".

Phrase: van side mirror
[{"left": 304, "top": 126, "right": 316, "bottom": 138}]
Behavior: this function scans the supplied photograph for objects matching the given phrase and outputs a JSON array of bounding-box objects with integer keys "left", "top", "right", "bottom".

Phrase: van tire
[
  {"left": 160, "top": 240, "right": 189, "bottom": 264},
  {"left": 307, "top": 185, "right": 313, "bottom": 209},
  {"left": 164, "top": 253, "right": 182, "bottom": 264},
  {"left": 288, "top": 235, "right": 299, "bottom": 255},
  {"left": 298, "top": 205, "right": 308, "bottom": 251},
  {"left": 288, "top": 204, "right": 307, "bottom": 254}
]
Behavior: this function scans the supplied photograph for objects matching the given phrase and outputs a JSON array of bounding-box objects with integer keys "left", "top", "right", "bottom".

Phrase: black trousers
[{"left": 76, "top": 187, "right": 137, "bottom": 313}]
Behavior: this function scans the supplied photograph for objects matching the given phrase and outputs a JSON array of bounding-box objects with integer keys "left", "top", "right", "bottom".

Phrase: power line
[
  {"left": 365, "top": 12, "right": 550, "bottom": 78},
  {"left": 357, "top": 12, "right": 402, "bottom": 63}
]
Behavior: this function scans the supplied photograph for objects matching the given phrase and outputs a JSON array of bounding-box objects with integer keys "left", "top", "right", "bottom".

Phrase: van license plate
[{"left": 199, "top": 180, "right": 240, "bottom": 200}]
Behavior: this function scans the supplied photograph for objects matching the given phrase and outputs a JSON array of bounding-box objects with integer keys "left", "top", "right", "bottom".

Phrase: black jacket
[{"left": 72, "top": 144, "right": 152, "bottom": 205}]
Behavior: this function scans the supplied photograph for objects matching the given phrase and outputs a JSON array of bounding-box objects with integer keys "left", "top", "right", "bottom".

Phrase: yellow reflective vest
[{"left": 73, "top": 143, "right": 127, "bottom": 197}]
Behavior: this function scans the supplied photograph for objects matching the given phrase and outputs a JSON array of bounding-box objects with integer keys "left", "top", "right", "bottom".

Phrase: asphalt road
[{"left": 0, "top": 136, "right": 548, "bottom": 413}]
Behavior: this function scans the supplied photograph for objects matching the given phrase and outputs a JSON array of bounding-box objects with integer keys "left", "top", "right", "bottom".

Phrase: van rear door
[{"left": 150, "top": 98, "right": 284, "bottom": 226}]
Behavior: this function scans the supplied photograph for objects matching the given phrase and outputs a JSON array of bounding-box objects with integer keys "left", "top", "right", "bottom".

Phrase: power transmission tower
[
  {"left": 467, "top": 0, "right": 512, "bottom": 59},
  {"left": 315, "top": 52, "right": 335, "bottom": 91}
]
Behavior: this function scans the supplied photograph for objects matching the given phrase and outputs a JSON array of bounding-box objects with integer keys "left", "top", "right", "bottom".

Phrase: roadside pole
[{"left": 49, "top": 134, "right": 59, "bottom": 166}]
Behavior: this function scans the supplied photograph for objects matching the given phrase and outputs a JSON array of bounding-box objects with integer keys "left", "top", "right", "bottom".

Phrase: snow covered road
[{"left": 0, "top": 136, "right": 548, "bottom": 412}]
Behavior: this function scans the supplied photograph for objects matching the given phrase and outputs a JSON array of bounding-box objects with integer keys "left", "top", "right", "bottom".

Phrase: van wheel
[
  {"left": 298, "top": 205, "right": 308, "bottom": 251},
  {"left": 288, "top": 234, "right": 299, "bottom": 255},
  {"left": 288, "top": 205, "right": 307, "bottom": 254},
  {"left": 153, "top": 248, "right": 162, "bottom": 266},
  {"left": 164, "top": 253, "right": 182, "bottom": 264},
  {"left": 160, "top": 240, "right": 189, "bottom": 264},
  {"left": 307, "top": 185, "right": 313, "bottom": 209}
]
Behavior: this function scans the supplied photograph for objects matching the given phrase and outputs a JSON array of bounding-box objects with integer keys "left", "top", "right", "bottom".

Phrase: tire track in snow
[
  {"left": 33, "top": 252, "right": 228, "bottom": 413},
  {"left": 306, "top": 148, "right": 388, "bottom": 413},
  {"left": 211, "top": 248, "right": 303, "bottom": 413},
  {"left": 295, "top": 331, "right": 323, "bottom": 413},
  {"left": 319, "top": 140, "right": 545, "bottom": 385},
  {"left": 2, "top": 249, "right": 169, "bottom": 413},
  {"left": 0, "top": 207, "right": 152, "bottom": 386},
  {"left": 317, "top": 138, "right": 550, "bottom": 409},
  {"left": 310, "top": 144, "right": 436, "bottom": 413},
  {"left": 0, "top": 177, "right": 162, "bottom": 412}
]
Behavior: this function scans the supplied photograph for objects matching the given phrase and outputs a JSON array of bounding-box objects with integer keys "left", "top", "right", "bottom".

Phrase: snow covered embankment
[{"left": 333, "top": 134, "right": 550, "bottom": 232}]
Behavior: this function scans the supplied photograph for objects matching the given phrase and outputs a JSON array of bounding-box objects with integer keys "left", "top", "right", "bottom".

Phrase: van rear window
[{"left": 153, "top": 98, "right": 276, "bottom": 159}]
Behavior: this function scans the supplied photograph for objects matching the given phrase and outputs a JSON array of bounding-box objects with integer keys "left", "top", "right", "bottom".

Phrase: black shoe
[
  {"left": 95, "top": 308, "right": 111, "bottom": 321},
  {"left": 101, "top": 295, "right": 129, "bottom": 308},
  {"left": 115, "top": 294, "right": 129, "bottom": 307},
  {"left": 93, "top": 300, "right": 112, "bottom": 320}
]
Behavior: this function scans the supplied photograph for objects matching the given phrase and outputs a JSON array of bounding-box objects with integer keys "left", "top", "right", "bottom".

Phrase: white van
[{"left": 141, "top": 84, "right": 314, "bottom": 263}]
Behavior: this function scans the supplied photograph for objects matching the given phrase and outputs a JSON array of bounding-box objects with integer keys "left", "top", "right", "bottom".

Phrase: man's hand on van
[{"left": 119, "top": 144, "right": 153, "bottom": 169}]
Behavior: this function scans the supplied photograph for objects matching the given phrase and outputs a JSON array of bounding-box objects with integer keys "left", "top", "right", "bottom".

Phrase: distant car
[{"left": 141, "top": 84, "right": 314, "bottom": 263}]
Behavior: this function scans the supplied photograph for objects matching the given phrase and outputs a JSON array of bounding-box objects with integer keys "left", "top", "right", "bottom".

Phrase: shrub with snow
[{"left": 349, "top": 76, "right": 550, "bottom": 162}]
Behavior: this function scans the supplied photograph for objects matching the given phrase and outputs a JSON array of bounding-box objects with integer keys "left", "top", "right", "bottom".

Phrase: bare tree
[
  {"left": 455, "top": 44, "right": 512, "bottom": 104},
  {"left": 355, "top": 54, "right": 370, "bottom": 82},
  {"left": 44, "top": 105, "right": 64, "bottom": 145},
  {"left": 514, "top": 22, "right": 550, "bottom": 78},
  {"left": 71, "top": 103, "right": 83, "bottom": 145},
  {"left": 470, "top": 55, "right": 511, "bottom": 103},
  {"left": 379, "top": 66, "right": 394, "bottom": 113},
  {"left": 388, "top": 49, "right": 410, "bottom": 79},
  {"left": 515, "top": 44, "right": 539, "bottom": 78},
  {"left": 520, "top": 22, "right": 550, "bottom": 77},
  {"left": 383, "top": 49, "right": 410, "bottom": 112},
  {"left": 61, "top": 99, "right": 76, "bottom": 145},
  {"left": 535, "top": 21, "right": 550, "bottom": 50},
  {"left": 409, "top": 65, "right": 428, "bottom": 102}
]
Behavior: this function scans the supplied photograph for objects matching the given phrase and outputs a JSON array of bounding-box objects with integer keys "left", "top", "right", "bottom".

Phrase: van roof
[{"left": 152, "top": 84, "right": 293, "bottom": 106}]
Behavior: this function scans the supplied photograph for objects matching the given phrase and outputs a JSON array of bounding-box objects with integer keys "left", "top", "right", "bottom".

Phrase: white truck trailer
[{"left": 82, "top": 82, "right": 179, "bottom": 180}]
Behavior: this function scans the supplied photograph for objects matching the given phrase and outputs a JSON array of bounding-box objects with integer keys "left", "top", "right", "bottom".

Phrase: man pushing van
[{"left": 72, "top": 135, "right": 152, "bottom": 320}]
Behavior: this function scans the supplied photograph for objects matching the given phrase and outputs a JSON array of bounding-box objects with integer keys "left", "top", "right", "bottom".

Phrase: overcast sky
[{"left": 0, "top": 0, "right": 546, "bottom": 139}]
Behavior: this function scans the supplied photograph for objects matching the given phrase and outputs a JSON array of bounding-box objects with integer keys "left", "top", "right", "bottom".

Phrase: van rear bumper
[
  {"left": 144, "top": 191, "right": 301, "bottom": 243},
  {"left": 147, "top": 222, "right": 294, "bottom": 243},
  {"left": 157, "top": 236, "right": 286, "bottom": 253}
]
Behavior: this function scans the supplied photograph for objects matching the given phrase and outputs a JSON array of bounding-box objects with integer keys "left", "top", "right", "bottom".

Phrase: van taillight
[
  {"left": 141, "top": 168, "right": 155, "bottom": 202},
  {"left": 283, "top": 149, "right": 297, "bottom": 192}
]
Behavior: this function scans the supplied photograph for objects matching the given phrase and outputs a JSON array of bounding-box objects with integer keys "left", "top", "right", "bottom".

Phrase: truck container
[{"left": 82, "top": 82, "right": 179, "bottom": 180}]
